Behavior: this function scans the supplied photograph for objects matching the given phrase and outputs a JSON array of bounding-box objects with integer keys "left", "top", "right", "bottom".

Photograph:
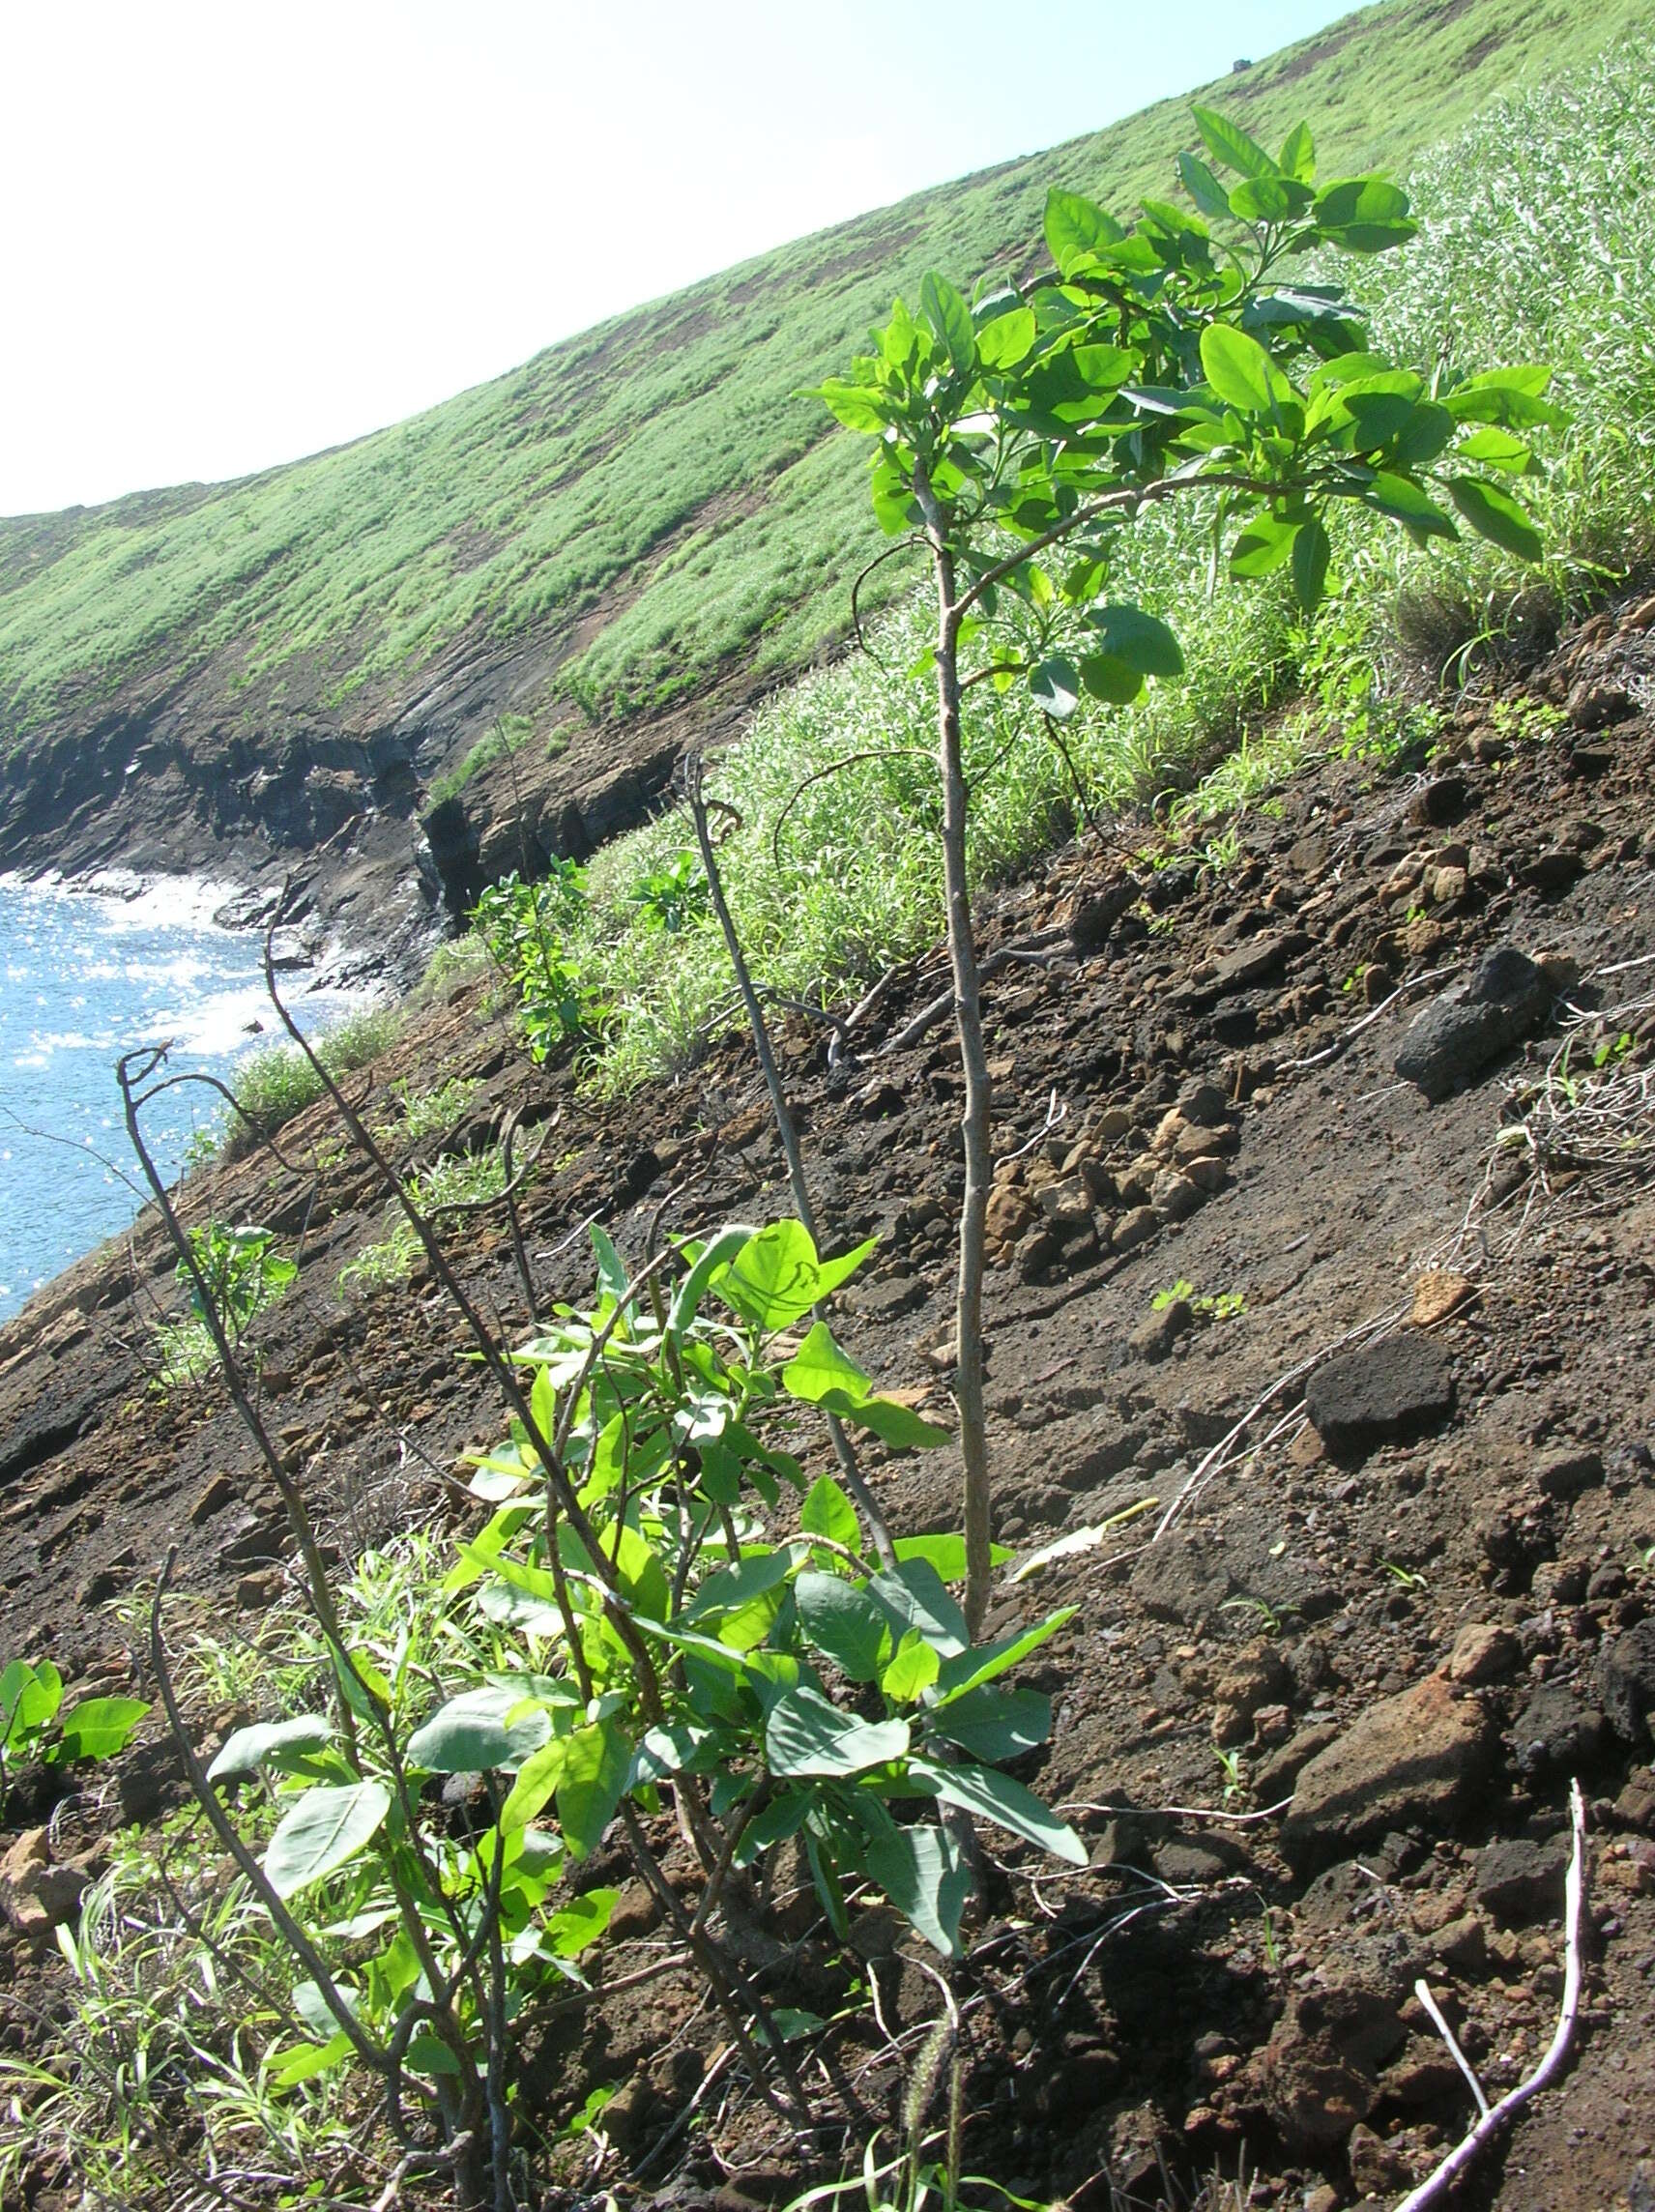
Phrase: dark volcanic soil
[{"left": 5, "top": 596, "right": 1655, "bottom": 2210}]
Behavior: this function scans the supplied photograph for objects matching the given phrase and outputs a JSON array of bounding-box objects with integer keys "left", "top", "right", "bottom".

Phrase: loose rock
[
  {"left": 1394, "top": 944, "right": 1553, "bottom": 1100},
  {"left": 1303, "top": 1331, "right": 1456, "bottom": 1456},
  {"left": 1282, "top": 1676, "right": 1496, "bottom": 1865}
]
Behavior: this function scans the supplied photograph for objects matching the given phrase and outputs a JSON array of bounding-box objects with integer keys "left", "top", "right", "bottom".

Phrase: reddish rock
[{"left": 1282, "top": 1676, "right": 1496, "bottom": 1865}]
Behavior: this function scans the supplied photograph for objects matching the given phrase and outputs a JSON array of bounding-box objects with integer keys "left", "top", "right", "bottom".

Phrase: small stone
[
  {"left": 1282, "top": 1675, "right": 1496, "bottom": 1866},
  {"left": 1448, "top": 1622, "right": 1519, "bottom": 1685},
  {"left": 1112, "top": 1206, "right": 1158, "bottom": 1254},
  {"left": 985, "top": 1184, "right": 1035, "bottom": 1247},
  {"left": 1348, "top": 2123, "right": 1415, "bottom": 2197},
  {"left": 1212, "top": 930, "right": 1310, "bottom": 994},
  {"left": 1094, "top": 1104, "right": 1133, "bottom": 1142},
  {"left": 1259, "top": 1983, "right": 1406, "bottom": 2149},
  {"left": 237, "top": 1566, "right": 287, "bottom": 1611},
  {"left": 190, "top": 1473, "right": 237, "bottom": 1526},
  {"left": 1534, "top": 1446, "right": 1604, "bottom": 1499},
  {"left": 1150, "top": 1169, "right": 1203, "bottom": 1222},
  {"left": 1566, "top": 678, "right": 1634, "bottom": 730},
  {"left": 604, "top": 1880, "right": 662, "bottom": 1943},
  {"left": 1520, "top": 848, "right": 1587, "bottom": 892},
  {"left": 1612, "top": 1769, "right": 1655, "bottom": 1833},
  {"left": 855, "top": 1079, "right": 906, "bottom": 1120},
  {"left": 1395, "top": 945, "right": 1553, "bottom": 1100},
  {"left": 1476, "top": 1835, "right": 1569, "bottom": 1925},
  {"left": 1035, "top": 1177, "right": 1094, "bottom": 1232},
  {"left": 1177, "top": 1080, "right": 1231, "bottom": 1127},
  {"left": 1601, "top": 1621, "right": 1655, "bottom": 1746},
  {"left": 0, "top": 1828, "right": 87, "bottom": 1938},
  {"left": 1428, "top": 864, "right": 1470, "bottom": 906},
  {"left": 1409, "top": 774, "right": 1467, "bottom": 828},
  {"left": 1130, "top": 1299, "right": 1193, "bottom": 1364},
  {"left": 1430, "top": 1912, "right": 1490, "bottom": 1973},
  {"left": 1411, "top": 1269, "right": 1475, "bottom": 1327},
  {"left": 1512, "top": 1680, "right": 1608, "bottom": 1778},
  {"left": 1183, "top": 1155, "right": 1229, "bottom": 1194},
  {"left": 1304, "top": 1332, "right": 1456, "bottom": 1456}
]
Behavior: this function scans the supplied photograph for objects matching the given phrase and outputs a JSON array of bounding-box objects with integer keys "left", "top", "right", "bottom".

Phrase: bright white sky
[{"left": 0, "top": 0, "right": 1364, "bottom": 517}]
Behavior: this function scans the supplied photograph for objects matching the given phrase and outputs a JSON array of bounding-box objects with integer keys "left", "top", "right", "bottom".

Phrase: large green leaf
[
  {"left": 800, "top": 1474, "right": 861, "bottom": 1555},
  {"left": 926, "top": 1684, "right": 1052, "bottom": 1762},
  {"left": 542, "top": 1887, "right": 618, "bottom": 1957},
  {"left": 1448, "top": 476, "right": 1543, "bottom": 561},
  {"left": 868, "top": 1560, "right": 969, "bottom": 1659},
  {"left": 976, "top": 306, "right": 1035, "bottom": 372},
  {"left": 1229, "top": 174, "right": 1313, "bottom": 224},
  {"left": 1, "top": 1659, "right": 62, "bottom": 1745},
  {"left": 557, "top": 1720, "right": 631, "bottom": 1858},
  {"left": 1361, "top": 471, "right": 1458, "bottom": 539},
  {"left": 1230, "top": 512, "right": 1300, "bottom": 579},
  {"left": 209, "top": 1714, "right": 334, "bottom": 1781},
  {"left": 53, "top": 1697, "right": 148, "bottom": 1762},
  {"left": 781, "top": 1324, "right": 949, "bottom": 1448},
  {"left": 1044, "top": 189, "right": 1124, "bottom": 276},
  {"left": 919, "top": 271, "right": 975, "bottom": 378},
  {"left": 1176, "top": 151, "right": 1232, "bottom": 223},
  {"left": 1313, "top": 176, "right": 1415, "bottom": 253},
  {"left": 1030, "top": 656, "right": 1081, "bottom": 720},
  {"left": 908, "top": 1757, "right": 1086, "bottom": 1866},
  {"left": 795, "top": 1572, "right": 892, "bottom": 1681},
  {"left": 263, "top": 1782, "right": 391, "bottom": 1899},
  {"left": 1190, "top": 105, "right": 1278, "bottom": 182},
  {"left": 685, "top": 1549, "right": 793, "bottom": 1652},
  {"left": 406, "top": 1686, "right": 552, "bottom": 1775},
  {"left": 1085, "top": 603, "right": 1184, "bottom": 677},
  {"left": 711, "top": 1221, "right": 877, "bottom": 1332},
  {"left": 861, "top": 1821, "right": 970, "bottom": 1958},
  {"left": 806, "top": 380, "right": 896, "bottom": 434},
  {"left": 500, "top": 1736, "right": 570, "bottom": 1833},
  {"left": 668, "top": 1223, "right": 755, "bottom": 1339},
  {"left": 1201, "top": 324, "right": 1291, "bottom": 415},
  {"left": 882, "top": 1632, "right": 941, "bottom": 1703},
  {"left": 1292, "top": 515, "right": 1331, "bottom": 612},
  {"left": 934, "top": 1607, "right": 1076, "bottom": 1703},
  {"left": 1278, "top": 120, "right": 1316, "bottom": 184},
  {"left": 764, "top": 1686, "right": 910, "bottom": 1777}
]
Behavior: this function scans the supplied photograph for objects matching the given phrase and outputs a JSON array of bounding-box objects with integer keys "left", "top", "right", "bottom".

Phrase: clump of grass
[
  {"left": 337, "top": 1145, "right": 508, "bottom": 1295},
  {"left": 377, "top": 1073, "right": 479, "bottom": 1144},
  {"left": 221, "top": 1004, "right": 400, "bottom": 1158}
]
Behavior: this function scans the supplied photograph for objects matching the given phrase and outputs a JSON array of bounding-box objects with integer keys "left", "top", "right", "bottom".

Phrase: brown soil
[{"left": 4, "top": 595, "right": 1655, "bottom": 2209}]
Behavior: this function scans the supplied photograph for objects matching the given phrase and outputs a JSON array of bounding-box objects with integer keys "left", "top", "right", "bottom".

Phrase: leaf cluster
[{"left": 0, "top": 1658, "right": 148, "bottom": 1819}]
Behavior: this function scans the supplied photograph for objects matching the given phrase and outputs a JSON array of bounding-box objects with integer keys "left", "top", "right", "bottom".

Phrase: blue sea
[{"left": 0, "top": 874, "right": 355, "bottom": 1324}]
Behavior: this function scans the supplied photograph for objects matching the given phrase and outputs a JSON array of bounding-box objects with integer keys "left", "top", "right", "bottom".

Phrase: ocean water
[{"left": 0, "top": 875, "right": 355, "bottom": 1324}]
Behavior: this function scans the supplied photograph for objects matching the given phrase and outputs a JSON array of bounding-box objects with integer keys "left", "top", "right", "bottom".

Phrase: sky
[{"left": 0, "top": 0, "right": 1368, "bottom": 518}]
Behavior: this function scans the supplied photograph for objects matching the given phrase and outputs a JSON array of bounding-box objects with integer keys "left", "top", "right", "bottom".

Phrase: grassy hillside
[{"left": 3, "top": 0, "right": 1650, "bottom": 750}]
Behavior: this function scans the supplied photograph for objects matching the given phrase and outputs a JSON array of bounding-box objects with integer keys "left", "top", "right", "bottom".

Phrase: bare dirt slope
[{"left": 4, "top": 595, "right": 1655, "bottom": 2208}]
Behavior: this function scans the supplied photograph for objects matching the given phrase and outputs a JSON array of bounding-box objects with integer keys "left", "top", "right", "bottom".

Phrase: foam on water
[{"left": 0, "top": 875, "right": 365, "bottom": 1322}]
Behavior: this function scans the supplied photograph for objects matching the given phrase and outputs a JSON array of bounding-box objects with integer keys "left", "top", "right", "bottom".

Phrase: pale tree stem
[{"left": 916, "top": 463, "right": 995, "bottom": 1637}]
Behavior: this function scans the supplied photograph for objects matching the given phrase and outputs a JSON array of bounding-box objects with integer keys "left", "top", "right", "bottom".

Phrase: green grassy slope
[{"left": 2, "top": 0, "right": 1650, "bottom": 749}]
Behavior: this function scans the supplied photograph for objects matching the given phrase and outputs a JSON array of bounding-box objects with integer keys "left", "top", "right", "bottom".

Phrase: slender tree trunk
[{"left": 922, "top": 515, "right": 995, "bottom": 1638}]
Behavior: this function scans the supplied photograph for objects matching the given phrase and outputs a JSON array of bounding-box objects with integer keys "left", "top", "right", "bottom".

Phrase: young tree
[{"left": 812, "top": 107, "right": 1555, "bottom": 1631}]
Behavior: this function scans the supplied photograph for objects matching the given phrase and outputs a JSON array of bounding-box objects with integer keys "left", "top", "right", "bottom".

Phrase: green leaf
[
  {"left": 710, "top": 1220, "right": 877, "bottom": 1332},
  {"left": 1312, "top": 176, "right": 1416, "bottom": 252},
  {"left": 669, "top": 1223, "right": 756, "bottom": 1338},
  {"left": 934, "top": 1607, "right": 1077, "bottom": 1703},
  {"left": 1292, "top": 514, "right": 1331, "bottom": 612},
  {"left": 1201, "top": 324, "right": 1290, "bottom": 415},
  {"left": 1190, "top": 105, "right": 1278, "bottom": 181},
  {"left": 1443, "top": 364, "right": 1564, "bottom": 430},
  {"left": 975, "top": 306, "right": 1035, "bottom": 372},
  {"left": 807, "top": 379, "right": 895, "bottom": 434},
  {"left": 500, "top": 1736, "right": 569, "bottom": 1834},
  {"left": 1230, "top": 512, "right": 1300, "bottom": 579},
  {"left": 1043, "top": 188, "right": 1124, "bottom": 276},
  {"left": 406, "top": 1686, "right": 552, "bottom": 1775},
  {"left": 861, "top": 1821, "right": 970, "bottom": 1958},
  {"left": 1278, "top": 121, "right": 1316, "bottom": 183},
  {"left": 589, "top": 1221, "right": 628, "bottom": 1305},
  {"left": 557, "top": 1719, "right": 630, "bottom": 1859},
  {"left": 1361, "top": 472, "right": 1457, "bottom": 539},
  {"left": 1228, "top": 175, "right": 1313, "bottom": 224},
  {"left": 542, "top": 1887, "right": 618, "bottom": 1957},
  {"left": 891, "top": 1531, "right": 1005, "bottom": 1581},
  {"left": 764, "top": 1686, "right": 910, "bottom": 1778},
  {"left": 782, "top": 1322, "right": 872, "bottom": 1406},
  {"left": 800, "top": 1474, "right": 861, "bottom": 1555},
  {"left": 1078, "top": 654, "right": 1144, "bottom": 707},
  {"left": 869, "top": 1560, "right": 969, "bottom": 1659},
  {"left": 268, "top": 2034, "right": 354, "bottom": 2089},
  {"left": 1176, "top": 151, "right": 1232, "bottom": 222},
  {"left": 1029, "top": 656, "right": 1081, "bottom": 720},
  {"left": 1455, "top": 426, "right": 1535, "bottom": 473},
  {"left": 908, "top": 1757, "right": 1087, "bottom": 1866},
  {"left": 1448, "top": 476, "right": 1543, "bottom": 561},
  {"left": 919, "top": 271, "right": 975, "bottom": 377},
  {"left": 53, "top": 1697, "right": 148, "bottom": 1762},
  {"left": 2, "top": 1660, "right": 62, "bottom": 1747},
  {"left": 830, "top": 1393, "right": 950, "bottom": 1450},
  {"left": 209, "top": 1714, "right": 334, "bottom": 1781},
  {"left": 685, "top": 1549, "right": 793, "bottom": 1652},
  {"left": 1085, "top": 603, "right": 1184, "bottom": 677},
  {"left": 927, "top": 1684, "right": 1052, "bottom": 1762},
  {"left": 795, "top": 1572, "right": 892, "bottom": 1683},
  {"left": 882, "top": 1631, "right": 941, "bottom": 1703},
  {"left": 814, "top": 1237, "right": 879, "bottom": 1302},
  {"left": 263, "top": 1782, "right": 391, "bottom": 1899}
]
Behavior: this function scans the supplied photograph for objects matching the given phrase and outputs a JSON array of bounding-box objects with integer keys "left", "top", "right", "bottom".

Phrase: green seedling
[{"left": 0, "top": 1660, "right": 148, "bottom": 1820}]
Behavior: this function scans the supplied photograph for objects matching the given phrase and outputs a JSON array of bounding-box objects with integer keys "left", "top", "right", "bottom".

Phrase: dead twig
[
  {"left": 880, "top": 931, "right": 1067, "bottom": 1056},
  {"left": 1393, "top": 1780, "right": 1588, "bottom": 2212}
]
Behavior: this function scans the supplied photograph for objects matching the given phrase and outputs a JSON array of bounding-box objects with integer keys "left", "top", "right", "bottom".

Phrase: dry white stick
[
  {"left": 1411, "top": 1978, "right": 1491, "bottom": 2119},
  {"left": 1277, "top": 965, "right": 1456, "bottom": 1074},
  {"left": 1392, "top": 1780, "right": 1588, "bottom": 2212}
]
